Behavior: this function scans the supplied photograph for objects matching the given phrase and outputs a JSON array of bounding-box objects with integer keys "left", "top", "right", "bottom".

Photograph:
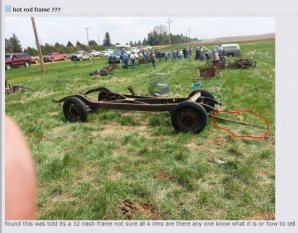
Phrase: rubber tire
[
  {"left": 188, "top": 89, "right": 216, "bottom": 112},
  {"left": 24, "top": 62, "right": 30, "bottom": 67},
  {"left": 63, "top": 97, "right": 88, "bottom": 122},
  {"left": 6, "top": 64, "right": 11, "bottom": 70},
  {"left": 171, "top": 101, "right": 208, "bottom": 134}
]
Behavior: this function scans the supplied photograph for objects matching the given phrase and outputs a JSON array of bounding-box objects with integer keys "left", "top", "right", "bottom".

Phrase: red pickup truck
[
  {"left": 43, "top": 52, "right": 66, "bottom": 62},
  {"left": 5, "top": 53, "right": 34, "bottom": 70}
]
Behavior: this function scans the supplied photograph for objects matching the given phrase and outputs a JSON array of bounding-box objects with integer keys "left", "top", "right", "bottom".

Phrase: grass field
[{"left": 5, "top": 39, "right": 275, "bottom": 220}]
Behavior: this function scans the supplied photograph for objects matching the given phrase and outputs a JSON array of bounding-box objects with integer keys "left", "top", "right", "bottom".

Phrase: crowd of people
[{"left": 119, "top": 44, "right": 225, "bottom": 69}]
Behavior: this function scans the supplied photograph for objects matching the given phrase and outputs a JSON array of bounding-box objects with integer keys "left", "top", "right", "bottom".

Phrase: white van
[
  {"left": 115, "top": 44, "right": 131, "bottom": 54},
  {"left": 221, "top": 44, "right": 241, "bottom": 56}
]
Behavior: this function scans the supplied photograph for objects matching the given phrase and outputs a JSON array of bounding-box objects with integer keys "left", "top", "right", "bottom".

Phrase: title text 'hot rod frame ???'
[{"left": 53, "top": 87, "right": 220, "bottom": 133}]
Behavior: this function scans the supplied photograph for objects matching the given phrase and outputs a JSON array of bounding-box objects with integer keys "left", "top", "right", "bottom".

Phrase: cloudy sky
[{"left": 5, "top": 17, "right": 275, "bottom": 48}]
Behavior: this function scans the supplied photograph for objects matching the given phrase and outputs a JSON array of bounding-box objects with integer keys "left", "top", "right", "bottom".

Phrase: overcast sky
[{"left": 5, "top": 17, "right": 275, "bottom": 48}]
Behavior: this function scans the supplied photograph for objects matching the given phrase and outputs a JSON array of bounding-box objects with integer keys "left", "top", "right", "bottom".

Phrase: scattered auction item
[
  {"left": 54, "top": 87, "right": 220, "bottom": 134},
  {"left": 227, "top": 58, "right": 256, "bottom": 69},
  {"left": 89, "top": 64, "right": 119, "bottom": 77},
  {"left": 193, "top": 67, "right": 221, "bottom": 81},
  {"left": 5, "top": 81, "right": 30, "bottom": 94},
  {"left": 54, "top": 87, "right": 268, "bottom": 139}
]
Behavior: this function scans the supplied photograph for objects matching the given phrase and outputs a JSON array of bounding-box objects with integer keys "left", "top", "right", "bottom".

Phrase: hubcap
[{"left": 178, "top": 108, "right": 199, "bottom": 130}]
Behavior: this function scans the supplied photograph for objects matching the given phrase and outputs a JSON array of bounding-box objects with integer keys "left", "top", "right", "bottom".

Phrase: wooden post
[{"left": 31, "top": 17, "right": 45, "bottom": 72}]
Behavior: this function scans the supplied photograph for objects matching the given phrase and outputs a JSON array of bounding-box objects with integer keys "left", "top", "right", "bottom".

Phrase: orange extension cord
[{"left": 211, "top": 109, "right": 270, "bottom": 140}]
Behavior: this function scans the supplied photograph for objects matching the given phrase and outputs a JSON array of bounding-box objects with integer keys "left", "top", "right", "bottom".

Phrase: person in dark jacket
[
  {"left": 195, "top": 47, "right": 201, "bottom": 60},
  {"left": 122, "top": 53, "right": 129, "bottom": 69},
  {"left": 183, "top": 48, "right": 187, "bottom": 59},
  {"left": 150, "top": 52, "right": 156, "bottom": 68}
]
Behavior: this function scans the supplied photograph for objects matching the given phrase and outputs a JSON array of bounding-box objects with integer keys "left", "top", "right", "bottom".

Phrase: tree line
[
  {"left": 5, "top": 32, "right": 113, "bottom": 56},
  {"left": 5, "top": 25, "right": 197, "bottom": 56}
]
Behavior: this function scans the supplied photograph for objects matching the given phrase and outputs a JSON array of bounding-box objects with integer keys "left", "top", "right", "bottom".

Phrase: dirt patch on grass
[
  {"left": 41, "top": 136, "right": 49, "bottom": 141},
  {"left": 52, "top": 125, "right": 66, "bottom": 134},
  {"left": 90, "top": 124, "right": 150, "bottom": 138},
  {"left": 109, "top": 172, "right": 124, "bottom": 181},
  {"left": 154, "top": 171, "right": 173, "bottom": 181},
  {"left": 213, "top": 136, "right": 231, "bottom": 145},
  {"left": 186, "top": 143, "right": 202, "bottom": 151},
  {"left": 32, "top": 91, "right": 56, "bottom": 98},
  {"left": 246, "top": 212, "right": 275, "bottom": 220},
  {"left": 47, "top": 112, "right": 59, "bottom": 116},
  {"left": 73, "top": 164, "right": 99, "bottom": 185},
  {"left": 119, "top": 200, "right": 160, "bottom": 219}
]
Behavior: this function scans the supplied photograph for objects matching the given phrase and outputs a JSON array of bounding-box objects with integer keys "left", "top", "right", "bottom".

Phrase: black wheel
[
  {"left": 63, "top": 97, "right": 88, "bottom": 122},
  {"left": 188, "top": 89, "right": 216, "bottom": 112},
  {"left": 171, "top": 101, "right": 208, "bottom": 133}
]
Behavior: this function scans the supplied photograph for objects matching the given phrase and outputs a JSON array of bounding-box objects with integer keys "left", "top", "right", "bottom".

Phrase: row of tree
[
  {"left": 5, "top": 25, "right": 197, "bottom": 56},
  {"left": 5, "top": 32, "right": 113, "bottom": 55},
  {"left": 128, "top": 25, "right": 196, "bottom": 47},
  {"left": 145, "top": 24, "right": 197, "bottom": 45}
]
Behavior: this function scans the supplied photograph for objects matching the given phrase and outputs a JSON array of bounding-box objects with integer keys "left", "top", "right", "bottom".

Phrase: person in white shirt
[{"left": 130, "top": 52, "right": 136, "bottom": 69}]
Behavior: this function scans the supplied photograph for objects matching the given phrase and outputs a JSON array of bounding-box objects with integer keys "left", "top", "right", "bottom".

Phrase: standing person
[
  {"left": 164, "top": 52, "right": 169, "bottom": 61},
  {"left": 145, "top": 50, "right": 150, "bottom": 61},
  {"left": 122, "top": 52, "right": 129, "bottom": 69},
  {"left": 189, "top": 46, "right": 192, "bottom": 58},
  {"left": 185, "top": 47, "right": 189, "bottom": 59},
  {"left": 130, "top": 52, "right": 136, "bottom": 69},
  {"left": 150, "top": 52, "right": 156, "bottom": 68},
  {"left": 179, "top": 49, "right": 183, "bottom": 59},
  {"left": 157, "top": 50, "right": 161, "bottom": 61},
  {"left": 172, "top": 49, "right": 177, "bottom": 61},
  {"left": 219, "top": 44, "right": 224, "bottom": 55},
  {"left": 183, "top": 48, "right": 187, "bottom": 59},
  {"left": 212, "top": 48, "right": 220, "bottom": 68},
  {"left": 195, "top": 47, "right": 201, "bottom": 60},
  {"left": 200, "top": 46, "right": 205, "bottom": 60}
]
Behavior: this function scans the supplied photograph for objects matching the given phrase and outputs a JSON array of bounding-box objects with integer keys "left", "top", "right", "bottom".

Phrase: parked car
[
  {"left": 31, "top": 56, "right": 40, "bottom": 64},
  {"left": 212, "top": 44, "right": 241, "bottom": 57},
  {"left": 43, "top": 52, "right": 66, "bottom": 62},
  {"left": 5, "top": 53, "right": 34, "bottom": 70},
  {"left": 143, "top": 46, "right": 152, "bottom": 50},
  {"left": 130, "top": 47, "right": 140, "bottom": 54},
  {"left": 88, "top": 50, "right": 101, "bottom": 57},
  {"left": 101, "top": 49, "right": 113, "bottom": 57},
  {"left": 115, "top": 45, "right": 131, "bottom": 55},
  {"left": 108, "top": 50, "right": 123, "bottom": 64},
  {"left": 70, "top": 51, "right": 91, "bottom": 61}
]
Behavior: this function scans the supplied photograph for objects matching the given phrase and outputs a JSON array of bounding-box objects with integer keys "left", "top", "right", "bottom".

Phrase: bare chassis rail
[
  {"left": 54, "top": 87, "right": 221, "bottom": 133},
  {"left": 54, "top": 87, "right": 220, "bottom": 112}
]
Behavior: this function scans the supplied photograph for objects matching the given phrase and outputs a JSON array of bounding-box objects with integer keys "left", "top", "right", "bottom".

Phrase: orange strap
[{"left": 211, "top": 109, "right": 270, "bottom": 140}]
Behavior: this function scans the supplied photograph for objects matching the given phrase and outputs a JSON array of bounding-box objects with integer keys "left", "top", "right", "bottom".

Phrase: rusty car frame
[{"left": 53, "top": 87, "right": 220, "bottom": 133}]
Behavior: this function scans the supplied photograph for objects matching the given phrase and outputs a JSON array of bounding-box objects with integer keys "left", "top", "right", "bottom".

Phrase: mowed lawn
[{"left": 5, "top": 39, "right": 275, "bottom": 220}]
